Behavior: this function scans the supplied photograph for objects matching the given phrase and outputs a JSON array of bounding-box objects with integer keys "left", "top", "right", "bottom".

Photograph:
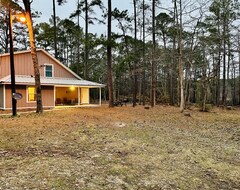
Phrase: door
[{"left": 81, "top": 88, "right": 89, "bottom": 104}]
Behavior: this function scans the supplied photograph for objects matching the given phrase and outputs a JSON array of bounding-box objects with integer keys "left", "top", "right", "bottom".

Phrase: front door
[{"left": 81, "top": 88, "right": 89, "bottom": 104}]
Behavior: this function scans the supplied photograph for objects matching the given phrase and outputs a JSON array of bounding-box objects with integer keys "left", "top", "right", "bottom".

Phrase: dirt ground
[{"left": 0, "top": 105, "right": 239, "bottom": 189}]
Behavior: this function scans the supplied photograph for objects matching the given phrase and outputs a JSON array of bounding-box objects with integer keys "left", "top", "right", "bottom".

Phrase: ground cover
[{"left": 0, "top": 105, "right": 239, "bottom": 189}]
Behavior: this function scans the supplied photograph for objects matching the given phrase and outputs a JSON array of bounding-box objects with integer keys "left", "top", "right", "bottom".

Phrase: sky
[
  {"left": 30, "top": 0, "right": 173, "bottom": 36},
  {"left": 31, "top": 0, "right": 137, "bottom": 35}
]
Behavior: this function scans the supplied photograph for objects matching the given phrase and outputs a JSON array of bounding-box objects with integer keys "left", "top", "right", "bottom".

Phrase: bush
[{"left": 197, "top": 103, "right": 212, "bottom": 112}]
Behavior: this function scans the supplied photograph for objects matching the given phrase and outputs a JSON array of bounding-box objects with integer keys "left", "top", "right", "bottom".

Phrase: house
[{"left": 0, "top": 49, "right": 105, "bottom": 110}]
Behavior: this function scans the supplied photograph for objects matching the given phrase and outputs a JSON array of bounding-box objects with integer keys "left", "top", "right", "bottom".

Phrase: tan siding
[
  {"left": 37, "top": 51, "right": 76, "bottom": 78},
  {"left": 0, "top": 50, "right": 78, "bottom": 79},
  {"left": 42, "top": 86, "right": 55, "bottom": 107},
  {"left": 15, "top": 53, "right": 34, "bottom": 76},
  {"left": 5, "top": 85, "right": 54, "bottom": 109},
  {"left": 0, "top": 56, "right": 10, "bottom": 79},
  {"left": 0, "top": 85, "right": 3, "bottom": 108}
]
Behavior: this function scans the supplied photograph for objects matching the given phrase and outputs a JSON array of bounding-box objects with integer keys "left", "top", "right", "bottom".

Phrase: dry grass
[{"left": 0, "top": 105, "right": 240, "bottom": 189}]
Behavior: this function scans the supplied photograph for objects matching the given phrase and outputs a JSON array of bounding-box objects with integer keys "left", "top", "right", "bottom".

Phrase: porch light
[
  {"left": 70, "top": 86, "right": 75, "bottom": 91},
  {"left": 12, "top": 13, "right": 26, "bottom": 23},
  {"left": 18, "top": 15, "right": 26, "bottom": 23}
]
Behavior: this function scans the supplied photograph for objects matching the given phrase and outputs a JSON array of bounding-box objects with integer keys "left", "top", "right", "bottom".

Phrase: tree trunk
[
  {"left": 227, "top": 28, "right": 231, "bottom": 105},
  {"left": 107, "top": 0, "right": 113, "bottom": 107},
  {"left": 52, "top": 0, "right": 58, "bottom": 59},
  {"left": 151, "top": 0, "right": 156, "bottom": 107},
  {"left": 132, "top": 0, "right": 137, "bottom": 107},
  {"left": 238, "top": 34, "right": 240, "bottom": 105},
  {"left": 4, "top": 14, "right": 9, "bottom": 53},
  {"left": 215, "top": 14, "right": 221, "bottom": 106},
  {"left": 175, "top": 0, "right": 185, "bottom": 112},
  {"left": 23, "top": 0, "right": 43, "bottom": 113},
  {"left": 84, "top": 0, "right": 89, "bottom": 80},
  {"left": 142, "top": 0, "right": 146, "bottom": 106},
  {"left": 202, "top": 83, "right": 207, "bottom": 112},
  {"left": 171, "top": 2, "right": 177, "bottom": 106},
  {"left": 77, "top": 0, "right": 81, "bottom": 75},
  {"left": 222, "top": 18, "right": 226, "bottom": 105}
]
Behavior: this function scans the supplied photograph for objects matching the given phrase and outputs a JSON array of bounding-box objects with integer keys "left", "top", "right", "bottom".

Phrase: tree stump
[{"left": 183, "top": 111, "right": 191, "bottom": 117}]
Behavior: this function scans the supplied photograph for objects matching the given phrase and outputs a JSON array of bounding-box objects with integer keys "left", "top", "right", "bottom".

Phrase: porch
[{"left": 54, "top": 86, "right": 102, "bottom": 107}]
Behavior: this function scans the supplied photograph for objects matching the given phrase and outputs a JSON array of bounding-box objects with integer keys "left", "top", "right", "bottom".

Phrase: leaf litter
[{"left": 0, "top": 105, "right": 239, "bottom": 189}]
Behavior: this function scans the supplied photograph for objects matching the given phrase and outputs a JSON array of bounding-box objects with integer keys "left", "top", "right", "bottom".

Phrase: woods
[{"left": 1, "top": 0, "right": 240, "bottom": 110}]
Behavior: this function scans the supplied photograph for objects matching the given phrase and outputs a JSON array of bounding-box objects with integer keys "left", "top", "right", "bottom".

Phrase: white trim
[
  {"left": 0, "top": 49, "right": 31, "bottom": 57},
  {"left": 99, "top": 87, "right": 102, "bottom": 106},
  {"left": 78, "top": 87, "right": 80, "bottom": 105},
  {"left": 3, "top": 84, "right": 5, "bottom": 109},
  {"left": 26, "top": 86, "right": 36, "bottom": 103},
  {"left": 2, "top": 82, "right": 104, "bottom": 88},
  {"left": 44, "top": 63, "right": 54, "bottom": 78},
  {"left": 3, "top": 106, "right": 54, "bottom": 110},
  {"left": 1, "top": 75, "right": 105, "bottom": 88},
  {"left": 0, "top": 104, "right": 99, "bottom": 110}
]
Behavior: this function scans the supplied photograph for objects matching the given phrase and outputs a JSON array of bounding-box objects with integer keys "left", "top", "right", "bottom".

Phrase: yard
[{"left": 0, "top": 105, "right": 239, "bottom": 189}]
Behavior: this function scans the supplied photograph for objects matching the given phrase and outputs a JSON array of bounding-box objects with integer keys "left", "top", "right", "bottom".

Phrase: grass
[{"left": 0, "top": 105, "right": 240, "bottom": 189}]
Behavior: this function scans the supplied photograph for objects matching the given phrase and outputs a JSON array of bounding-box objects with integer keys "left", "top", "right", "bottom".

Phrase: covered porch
[{"left": 54, "top": 86, "right": 102, "bottom": 107}]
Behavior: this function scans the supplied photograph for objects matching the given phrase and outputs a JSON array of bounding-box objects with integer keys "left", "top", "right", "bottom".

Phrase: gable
[{"left": 0, "top": 49, "right": 80, "bottom": 80}]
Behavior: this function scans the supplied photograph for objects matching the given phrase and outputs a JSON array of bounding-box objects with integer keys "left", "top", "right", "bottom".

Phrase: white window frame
[
  {"left": 44, "top": 64, "right": 54, "bottom": 78},
  {"left": 26, "top": 86, "right": 36, "bottom": 103}
]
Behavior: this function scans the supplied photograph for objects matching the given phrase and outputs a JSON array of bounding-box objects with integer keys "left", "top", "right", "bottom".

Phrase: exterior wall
[
  {"left": 37, "top": 51, "right": 77, "bottom": 78},
  {"left": 0, "top": 50, "right": 78, "bottom": 79},
  {"left": 5, "top": 85, "right": 54, "bottom": 109},
  {"left": 0, "top": 55, "right": 10, "bottom": 79},
  {"left": 0, "top": 85, "right": 3, "bottom": 108}
]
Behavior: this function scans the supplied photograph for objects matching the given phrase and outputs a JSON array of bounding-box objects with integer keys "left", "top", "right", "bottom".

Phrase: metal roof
[{"left": 0, "top": 75, "right": 105, "bottom": 87}]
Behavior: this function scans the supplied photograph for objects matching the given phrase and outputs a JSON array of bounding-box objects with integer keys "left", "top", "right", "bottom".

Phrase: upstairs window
[{"left": 45, "top": 64, "right": 53, "bottom": 77}]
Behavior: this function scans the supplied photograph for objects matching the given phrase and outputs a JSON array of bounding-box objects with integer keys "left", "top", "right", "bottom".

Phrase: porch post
[
  {"left": 78, "top": 87, "right": 80, "bottom": 105},
  {"left": 54, "top": 86, "right": 56, "bottom": 107},
  {"left": 3, "top": 84, "right": 5, "bottom": 110},
  {"left": 99, "top": 87, "right": 102, "bottom": 106}
]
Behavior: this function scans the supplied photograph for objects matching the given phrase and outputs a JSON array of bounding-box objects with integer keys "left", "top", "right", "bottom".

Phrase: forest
[{"left": 1, "top": 0, "right": 240, "bottom": 111}]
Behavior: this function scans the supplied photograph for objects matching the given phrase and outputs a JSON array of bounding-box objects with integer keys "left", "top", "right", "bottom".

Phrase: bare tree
[
  {"left": 174, "top": 0, "right": 185, "bottom": 112},
  {"left": 132, "top": 0, "right": 137, "bottom": 107},
  {"left": 107, "top": 0, "right": 113, "bottom": 107},
  {"left": 151, "top": 0, "right": 156, "bottom": 107}
]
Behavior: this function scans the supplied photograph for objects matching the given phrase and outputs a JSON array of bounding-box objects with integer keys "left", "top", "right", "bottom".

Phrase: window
[
  {"left": 45, "top": 65, "right": 53, "bottom": 77},
  {"left": 27, "top": 87, "right": 36, "bottom": 102}
]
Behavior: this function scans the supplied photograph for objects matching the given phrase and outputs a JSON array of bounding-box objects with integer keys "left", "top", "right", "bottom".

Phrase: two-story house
[{"left": 0, "top": 49, "right": 104, "bottom": 110}]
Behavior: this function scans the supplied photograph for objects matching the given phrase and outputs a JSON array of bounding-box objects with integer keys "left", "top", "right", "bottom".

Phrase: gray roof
[{"left": 0, "top": 75, "right": 105, "bottom": 87}]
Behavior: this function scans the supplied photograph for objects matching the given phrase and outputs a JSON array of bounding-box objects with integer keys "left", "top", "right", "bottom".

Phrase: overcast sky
[
  {"left": 32, "top": 0, "right": 172, "bottom": 34},
  {"left": 31, "top": 0, "right": 139, "bottom": 35}
]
